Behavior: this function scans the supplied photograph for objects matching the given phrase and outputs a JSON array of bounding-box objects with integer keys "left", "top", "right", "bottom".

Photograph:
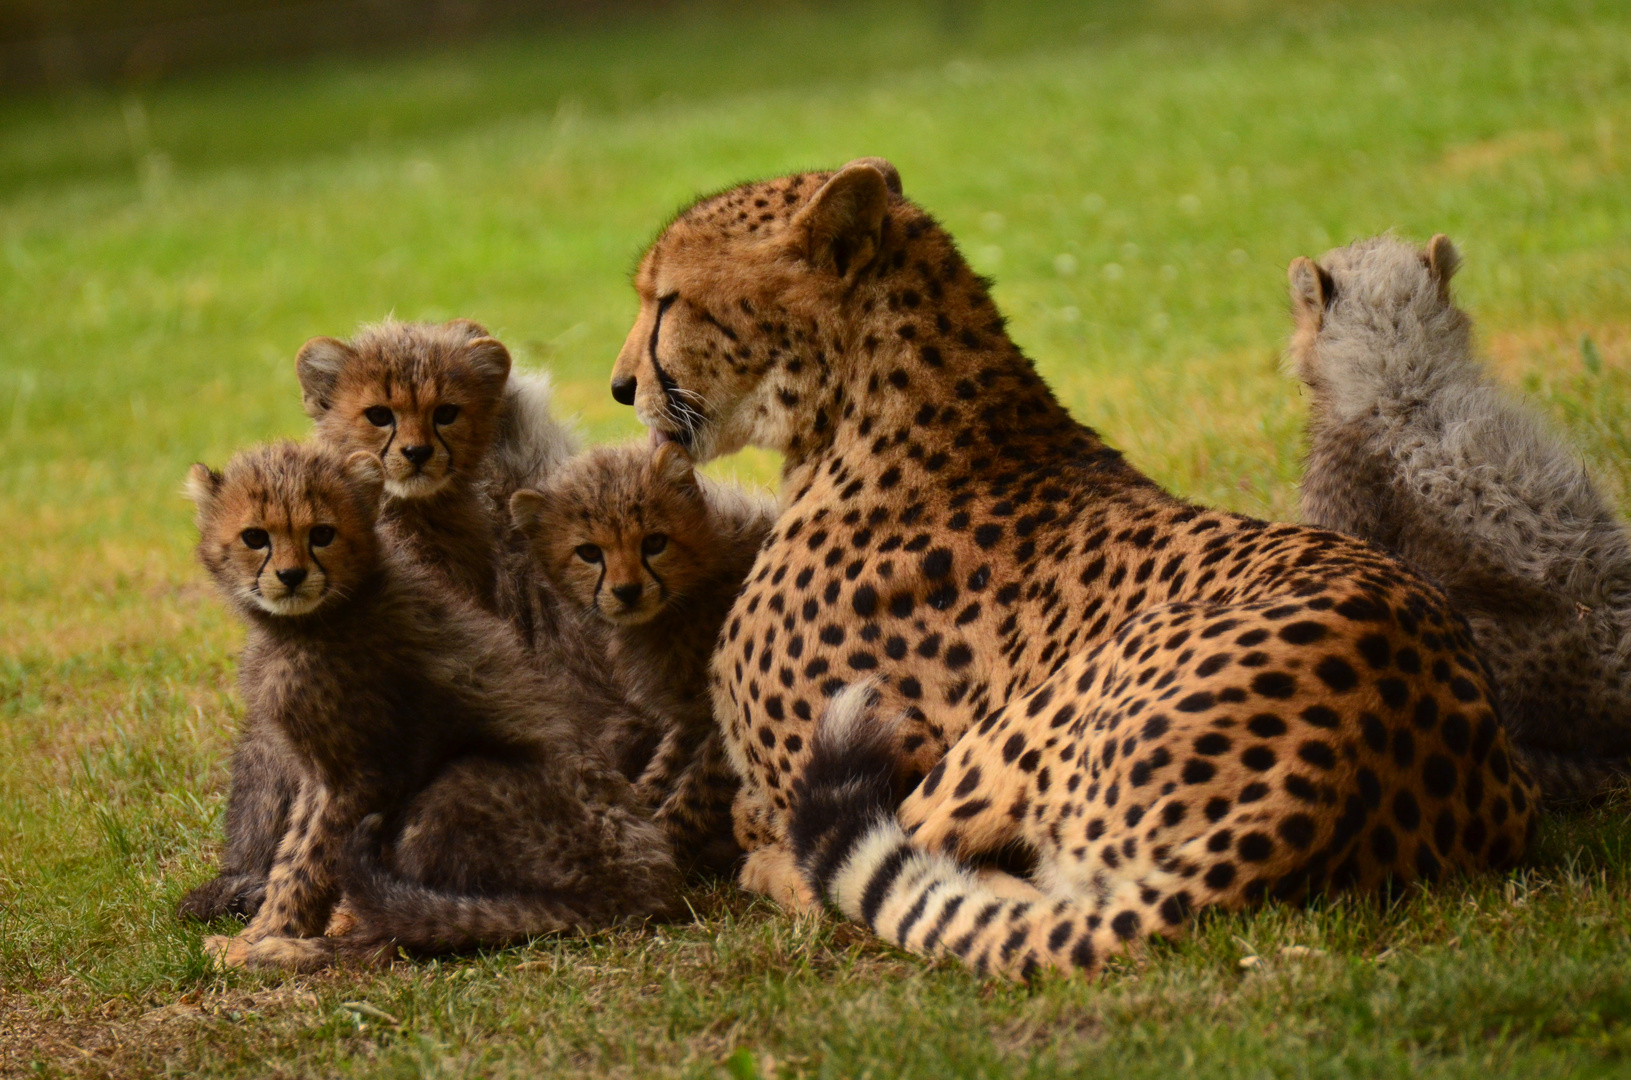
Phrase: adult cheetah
[{"left": 608, "top": 158, "right": 1536, "bottom": 978}]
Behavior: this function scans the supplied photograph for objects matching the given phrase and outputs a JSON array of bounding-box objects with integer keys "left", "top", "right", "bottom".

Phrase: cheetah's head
[
  {"left": 610, "top": 158, "right": 904, "bottom": 462},
  {"left": 509, "top": 441, "right": 714, "bottom": 627},
  {"left": 296, "top": 319, "right": 512, "bottom": 500},
  {"left": 186, "top": 442, "right": 383, "bottom": 619},
  {"left": 1287, "top": 234, "right": 1471, "bottom": 418}
]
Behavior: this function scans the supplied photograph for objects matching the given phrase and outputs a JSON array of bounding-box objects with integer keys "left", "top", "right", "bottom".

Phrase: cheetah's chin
[
  {"left": 385, "top": 472, "right": 451, "bottom": 500},
  {"left": 255, "top": 587, "right": 329, "bottom": 617}
]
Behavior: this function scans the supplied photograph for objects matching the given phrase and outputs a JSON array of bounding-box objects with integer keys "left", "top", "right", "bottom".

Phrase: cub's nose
[
  {"left": 401, "top": 444, "right": 433, "bottom": 466},
  {"left": 611, "top": 375, "right": 637, "bottom": 406},
  {"left": 611, "top": 583, "right": 643, "bottom": 606},
  {"left": 276, "top": 567, "right": 308, "bottom": 589}
]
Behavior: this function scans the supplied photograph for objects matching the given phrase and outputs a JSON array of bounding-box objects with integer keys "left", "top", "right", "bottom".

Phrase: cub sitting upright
[
  {"left": 177, "top": 319, "right": 584, "bottom": 923},
  {"left": 295, "top": 318, "right": 577, "bottom": 611},
  {"left": 511, "top": 440, "right": 777, "bottom": 871},
  {"left": 187, "top": 441, "right": 678, "bottom": 970},
  {"left": 1288, "top": 234, "right": 1631, "bottom": 801}
]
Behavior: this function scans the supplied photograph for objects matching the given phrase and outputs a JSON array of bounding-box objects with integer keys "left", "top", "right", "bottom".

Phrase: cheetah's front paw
[{"left": 739, "top": 844, "right": 819, "bottom": 913}]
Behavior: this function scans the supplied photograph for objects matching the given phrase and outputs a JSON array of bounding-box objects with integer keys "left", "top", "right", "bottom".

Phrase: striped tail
[
  {"left": 337, "top": 816, "right": 610, "bottom": 956},
  {"left": 788, "top": 684, "right": 1190, "bottom": 981},
  {"left": 1514, "top": 745, "right": 1630, "bottom": 805}
]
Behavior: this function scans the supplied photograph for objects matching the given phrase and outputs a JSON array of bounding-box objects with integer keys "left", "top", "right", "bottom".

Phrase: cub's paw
[
  {"left": 324, "top": 899, "right": 359, "bottom": 938},
  {"left": 203, "top": 934, "right": 251, "bottom": 969}
]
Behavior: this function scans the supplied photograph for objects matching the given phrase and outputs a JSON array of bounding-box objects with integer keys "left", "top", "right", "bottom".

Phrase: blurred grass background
[{"left": 3, "top": 0, "right": 1631, "bottom": 1076}]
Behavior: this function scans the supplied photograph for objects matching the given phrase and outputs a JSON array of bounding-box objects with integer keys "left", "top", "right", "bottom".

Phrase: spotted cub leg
[{"left": 206, "top": 778, "right": 348, "bottom": 968}]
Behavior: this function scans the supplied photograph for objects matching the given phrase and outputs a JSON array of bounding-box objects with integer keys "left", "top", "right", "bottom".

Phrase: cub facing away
[
  {"left": 187, "top": 441, "right": 678, "bottom": 969},
  {"left": 1289, "top": 235, "right": 1631, "bottom": 801},
  {"left": 178, "top": 319, "right": 585, "bottom": 923},
  {"left": 511, "top": 440, "right": 777, "bottom": 872}
]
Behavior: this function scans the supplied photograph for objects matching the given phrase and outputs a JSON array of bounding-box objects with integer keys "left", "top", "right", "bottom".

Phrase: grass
[{"left": 3, "top": 0, "right": 1631, "bottom": 1074}]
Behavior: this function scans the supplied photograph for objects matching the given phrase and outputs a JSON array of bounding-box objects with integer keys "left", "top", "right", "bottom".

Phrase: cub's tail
[
  {"left": 788, "top": 684, "right": 1189, "bottom": 981},
  {"left": 337, "top": 816, "right": 639, "bottom": 956},
  {"left": 1514, "top": 745, "right": 1631, "bottom": 806}
]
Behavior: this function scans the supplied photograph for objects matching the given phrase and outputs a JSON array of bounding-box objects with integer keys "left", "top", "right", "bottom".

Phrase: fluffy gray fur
[{"left": 1289, "top": 233, "right": 1631, "bottom": 801}]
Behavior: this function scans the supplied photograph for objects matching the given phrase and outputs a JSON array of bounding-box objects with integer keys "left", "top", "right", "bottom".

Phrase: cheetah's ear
[
  {"left": 184, "top": 463, "right": 221, "bottom": 508},
  {"left": 650, "top": 440, "right": 700, "bottom": 494},
  {"left": 790, "top": 159, "right": 898, "bottom": 278},
  {"left": 444, "top": 318, "right": 491, "bottom": 343},
  {"left": 343, "top": 451, "right": 385, "bottom": 513},
  {"left": 183, "top": 463, "right": 222, "bottom": 531},
  {"left": 462, "top": 336, "right": 513, "bottom": 395},
  {"left": 295, "top": 337, "right": 358, "bottom": 418},
  {"left": 509, "top": 489, "right": 548, "bottom": 534},
  {"left": 1288, "top": 256, "right": 1335, "bottom": 332},
  {"left": 1424, "top": 234, "right": 1460, "bottom": 301}
]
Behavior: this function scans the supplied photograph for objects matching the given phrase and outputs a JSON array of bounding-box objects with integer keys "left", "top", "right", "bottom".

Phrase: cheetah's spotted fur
[{"left": 610, "top": 159, "right": 1537, "bottom": 978}]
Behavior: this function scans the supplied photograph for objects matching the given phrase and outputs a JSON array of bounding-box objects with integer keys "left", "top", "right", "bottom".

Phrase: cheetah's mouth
[{"left": 647, "top": 294, "right": 704, "bottom": 450}]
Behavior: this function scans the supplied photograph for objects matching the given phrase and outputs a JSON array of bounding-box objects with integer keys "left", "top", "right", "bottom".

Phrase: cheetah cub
[
  {"left": 1289, "top": 234, "right": 1631, "bottom": 801},
  {"left": 511, "top": 440, "right": 776, "bottom": 871},
  {"left": 187, "top": 441, "right": 678, "bottom": 970},
  {"left": 178, "top": 319, "right": 583, "bottom": 923},
  {"left": 296, "top": 318, "right": 577, "bottom": 611}
]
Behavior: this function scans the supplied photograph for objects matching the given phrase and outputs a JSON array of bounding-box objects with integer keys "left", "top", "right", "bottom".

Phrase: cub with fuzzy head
[
  {"left": 187, "top": 441, "right": 678, "bottom": 969},
  {"left": 511, "top": 441, "right": 776, "bottom": 871},
  {"left": 1289, "top": 234, "right": 1631, "bottom": 801},
  {"left": 178, "top": 320, "right": 587, "bottom": 923}
]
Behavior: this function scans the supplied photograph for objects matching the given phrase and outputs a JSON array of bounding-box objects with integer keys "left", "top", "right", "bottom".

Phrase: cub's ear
[
  {"left": 1424, "top": 234, "right": 1460, "bottom": 300},
  {"left": 1288, "top": 256, "right": 1335, "bottom": 331},
  {"left": 509, "top": 489, "right": 548, "bottom": 533},
  {"left": 295, "top": 337, "right": 358, "bottom": 418},
  {"left": 184, "top": 463, "right": 221, "bottom": 509},
  {"left": 463, "top": 336, "right": 512, "bottom": 392},
  {"left": 650, "top": 439, "right": 700, "bottom": 493},
  {"left": 343, "top": 451, "right": 385, "bottom": 511},
  {"left": 444, "top": 318, "right": 491, "bottom": 343},
  {"left": 789, "top": 159, "right": 898, "bottom": 278}
]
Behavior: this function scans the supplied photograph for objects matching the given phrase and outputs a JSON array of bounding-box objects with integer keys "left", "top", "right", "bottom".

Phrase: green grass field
[{"left": 4, "top": 0, "right": 1631, "bottom": 1074}]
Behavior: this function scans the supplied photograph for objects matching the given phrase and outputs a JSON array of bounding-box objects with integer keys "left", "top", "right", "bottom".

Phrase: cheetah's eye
[
  {"left": 642, "top": 533, "right": 668, "bottom": 556},
  {"left": 364, "top": 406, "right": 393, "bottom": 427},
  {"left": 433, "top": 404, "right": 460, "bottom": 425},
  {"left": 241, "top": 528, "right": 270, "bottom": 550},
  {"left": 309, "top": 525, "right": 337, "bottom": 548},
  {"left": 575, "top": 544, "right": 603, "bottom": 564}
]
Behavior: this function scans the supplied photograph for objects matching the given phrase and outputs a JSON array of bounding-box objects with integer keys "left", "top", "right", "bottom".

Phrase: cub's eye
[
  {"left": 309, "top": 525, "right": 337, "bottom": 548},
  {"left": 574, "top": 544, "right": 603, "bottom": 564},
  {"left": 433, "top": 404, "right": 460, "bottom": 425},
  {"left": 364, "top": 406, "right": 393, "bottom": 427},
  {"left": 241, "top": 528, "right": 270, "bottom": 550},
  {"left": 641, "top": 533, "right": 668, "bottom": 556}
]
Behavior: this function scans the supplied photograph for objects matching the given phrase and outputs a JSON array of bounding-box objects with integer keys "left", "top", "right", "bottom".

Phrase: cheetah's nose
[
  {"left": 276, "top": 567, "right": 308, "bottom": 589},
  {"left": 611, "top": 583, "right": 642, "bottom": 606},
  {"left": 611, "top": 375, "right": 637, "bottom": 406},
  {"left": 401, "top": 444, "right": 433, "bottom": 466}
]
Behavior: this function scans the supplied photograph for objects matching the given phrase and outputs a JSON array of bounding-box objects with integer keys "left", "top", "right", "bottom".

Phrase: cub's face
[
  {"left": 609, "top": 159, "right": 902, "bottom": 462},
  {"left": 187, "top": 443, "right": 383, "bottom": 618},
  {"left": 296, "top": 319, "right": 511, "bottom": 500},
  {"left": 511, "top": 442, "right": 712, "bottom": 627}
]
